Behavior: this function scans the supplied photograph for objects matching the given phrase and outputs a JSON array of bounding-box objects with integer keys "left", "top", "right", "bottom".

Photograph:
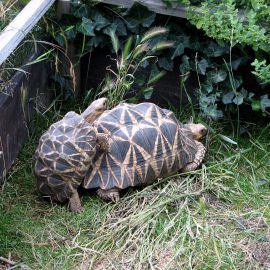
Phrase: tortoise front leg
[
  {"left": 182, "top": 141, "right": 206, "bottom": 172},
  {"left": 96, "top": 133, "right": 111, "bottom": 152},
  {"left": 97, "top": 188, "right": 120, "bottom": 203},
  {"left": 69, "top": 191, "right": 83, "bottom": 213}
]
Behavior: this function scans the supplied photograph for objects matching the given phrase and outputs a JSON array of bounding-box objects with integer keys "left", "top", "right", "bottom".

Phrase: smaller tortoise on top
[
  {"left": 34, "top": 98, "right": 110, "bottom": 213},
  {"left": 83, "top": 102, "right": 208, "bottom": 202}
]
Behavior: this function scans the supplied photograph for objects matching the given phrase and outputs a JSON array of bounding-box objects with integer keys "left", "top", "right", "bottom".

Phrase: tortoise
[
  {"left": 34, "top": 98, "right": 110, "bottom": 213},
  {"left": 83, "top": 102, "right": 208, "bottom": 202}
]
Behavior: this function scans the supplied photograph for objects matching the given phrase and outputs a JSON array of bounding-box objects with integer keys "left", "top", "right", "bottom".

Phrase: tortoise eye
[{"left": 200, "top": 128, "right": 207, "bottom": 136}]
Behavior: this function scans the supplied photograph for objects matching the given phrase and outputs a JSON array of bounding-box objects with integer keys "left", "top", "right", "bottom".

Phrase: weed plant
[{"left": 99, "top": 27, "right": 173, "bottom": 108}]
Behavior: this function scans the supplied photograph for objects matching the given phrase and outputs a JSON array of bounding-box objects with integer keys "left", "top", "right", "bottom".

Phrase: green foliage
[
  {"left": 188, "top": 0, "right": 269, "bottom": 50},
  {"left": 251, "top": 59, "right": 270, "bottom": 85},
  {"left": 100, "top": 27, "right": 172, "bottom": 108},
  {"left": 184, "top": 0, "right": 270, "bottom": 117},
  {"left": 50, "top": 1, "right": 270, "bottom": 119}
]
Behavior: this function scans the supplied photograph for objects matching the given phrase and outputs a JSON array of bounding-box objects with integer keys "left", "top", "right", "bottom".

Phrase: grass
[{"left": 0, "top": 108, "right": 270, "bottom": 269}]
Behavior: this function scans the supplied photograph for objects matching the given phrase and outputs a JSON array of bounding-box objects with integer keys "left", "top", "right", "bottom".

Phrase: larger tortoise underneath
[{"left": 84, "top": 102, "right": 207, "bottom": 201}]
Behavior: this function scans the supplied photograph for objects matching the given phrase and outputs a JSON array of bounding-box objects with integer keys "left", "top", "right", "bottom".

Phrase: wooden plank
[
  {"left": 97, "top": 0, "right": 269, "bottom": 27},
  {"left": 0, "top": 0, "right": 56, "bottom": 66},
  {"left": 56, "top": 0, "right": 71, "bottom": 19},
  {"left": 0, "top": 50, "right": 52, "bottom": 182},
  {"left": 97, "top": 0, "right": 188, "bottom": 18}
]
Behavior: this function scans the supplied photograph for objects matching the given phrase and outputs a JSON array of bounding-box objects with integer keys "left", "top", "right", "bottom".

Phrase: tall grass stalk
[{"left": 99, "top": 27, "right": 173, "bottom": 108}]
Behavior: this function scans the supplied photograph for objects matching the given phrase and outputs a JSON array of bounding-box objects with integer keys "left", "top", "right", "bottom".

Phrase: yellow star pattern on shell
[{"left": 84, "top": 103, "right": 198, "bottom": 190}]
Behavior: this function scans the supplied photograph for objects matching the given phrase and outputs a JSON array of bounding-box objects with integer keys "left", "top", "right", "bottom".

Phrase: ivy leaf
[
  {"left": 126, "top": 18, "right": 140, "bottom": 31},
  {"left": 222, "top": 91, "right": 235, "bottom": 104},
  {"left": 158, "top": 57, "right": 174, "bottom": 71},
  {"left": 233, "top": 93, "right": 244, "bottom": 105},
  {"left": 55, "top": 33, "right": 65, "bottom": 46},
  {"left": 77, "top": 17, "right": 95, "bottom": 36},
  {"left": 203, "top": 41, "right": 228, "bottom": 57},
  {"left": 103, "top": 24, "right": 117, "bottom": 36},
  {"left": 200, "top": 94, "right": 216, "bottom": 106},
  {"left": 201, "top": 82, "right": 213, "bottom": 94},
  {"left": 87, "top": 36, "right": 104, "bottom": 49},
  {"left": 231, "top": 57, "right": 245, "bottom": 70},
  {"left": 55, "top": 27, "right": 76, "bottom": 45},
  {"left": 73, "top": 4, "right": 89, "bottom": 18},
  {"left": 179, "top": 55, "right": 190, "bottom": 74},
  {"left": 143, "top": 13, "right": 156, "bottom": 27},
  {"left": 92, "top": 13, "right": 110, "bottom": 31},
  {"left": 248, "top": 92, "right": 255, "bottom": 100},
  {"left": 104, "top": 20, "right": 127, "bottom": 37},
  {"left": 197, "top": 58, "right": 209, "bottom": 75},
  {"left": 176, "top": 35, "right": 190, "bottom": 48},
  {"left": 116, "top": 19, "right": 127, "bottom": 36},
  {"left": 260, "top": 95, "right": 270, "bottom": 111},
  {"left": 234, "top": 77, "right": 243, "bottom": 89},
  {"left": 203, "top": 104, "right": 224, "bottom": 119},
  {"left": 171, "top": 43, "right": 184, "bottom": 59},
  {"left": 223, "top": 76, "right": 243, "bottom": 90},
  {"left": 207, "top": 70, "right": 227, "bottom": 84},
  {"left": 126, "top": 4, "right": 156, "bottom": 31},
  {"left": 240, "top": 88, "right": 248, "bottom": 99}
]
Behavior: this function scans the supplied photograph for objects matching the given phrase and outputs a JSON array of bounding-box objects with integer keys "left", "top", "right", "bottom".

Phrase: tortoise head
[
  {"left": 184, "top": 120, "right": 208, "bottom": 141},
  {"left": 81, "top": 97, "right": 108, "bottom": 124}
]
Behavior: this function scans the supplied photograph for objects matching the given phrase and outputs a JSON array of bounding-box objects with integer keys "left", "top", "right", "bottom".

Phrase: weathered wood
[
  {"left": 97, "top": 0, "right": 188, "bottom": 18},
  {"left": 0, "top": 0, "right": 56, "bottom": 66},
  {"left": 0, "top": 50, "right": 52, "bottom": 182},
  {"left": 97, "top": 0, "right": 269, "bottom": 27},
  {"left": 56, "top": 0, "right": 71, "bottom": 19}
]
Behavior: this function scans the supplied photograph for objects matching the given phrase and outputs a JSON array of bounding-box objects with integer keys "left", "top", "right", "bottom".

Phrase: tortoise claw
[
  {"left": 97, "top": 188, "right": 120, "bottom": 203},
  {"left": 111, "top": 192, "right": 120, "bottom": 203}
]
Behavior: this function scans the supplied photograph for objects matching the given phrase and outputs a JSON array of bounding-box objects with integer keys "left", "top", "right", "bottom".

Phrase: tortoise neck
[{"left": 81, "top": 106, "right": 101, "bottom": 124}]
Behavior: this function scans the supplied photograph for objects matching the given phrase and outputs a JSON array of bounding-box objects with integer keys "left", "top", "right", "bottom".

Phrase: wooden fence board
[
  {"left": 0, "top": 50, "right": 51, "bottom": 182},
  {"left": 97, "top": 0, "right": 188, "bottom": 18},
  {"left": 0, "top": 0, "right": 56, "bottom": 65}
]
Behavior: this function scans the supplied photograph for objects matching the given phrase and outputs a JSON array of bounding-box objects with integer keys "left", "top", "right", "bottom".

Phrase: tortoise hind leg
[
  {"left": 69, "top": 190, "right": 83, "bottom": 213},
  {"left": 97, "top": 188, "right": 120, "bottom": 203},
  {"left": 182, "top": 141, "right": 206, "bottom": 172}
]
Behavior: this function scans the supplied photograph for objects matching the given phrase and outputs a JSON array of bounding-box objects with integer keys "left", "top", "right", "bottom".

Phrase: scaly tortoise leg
[
  {"left": 97, "top": 188, "right": 120, "bottom": 203},
  {"left": 69, "top": 190, "right": 83, "bottom": 213},
  {"left": 96, "top": 133, "right": 111, "bottom": 152},
  {"left": 182, "top": 141, "right": 206, "bottom": 172}
]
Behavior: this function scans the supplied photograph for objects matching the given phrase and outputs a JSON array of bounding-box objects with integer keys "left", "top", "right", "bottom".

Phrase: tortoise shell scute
[
  {"left": 84, "top": 103, "right": 198, "bottom": 190},
  {"left": 35, "top": 112, "right": 98, "bottom": 199}
]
